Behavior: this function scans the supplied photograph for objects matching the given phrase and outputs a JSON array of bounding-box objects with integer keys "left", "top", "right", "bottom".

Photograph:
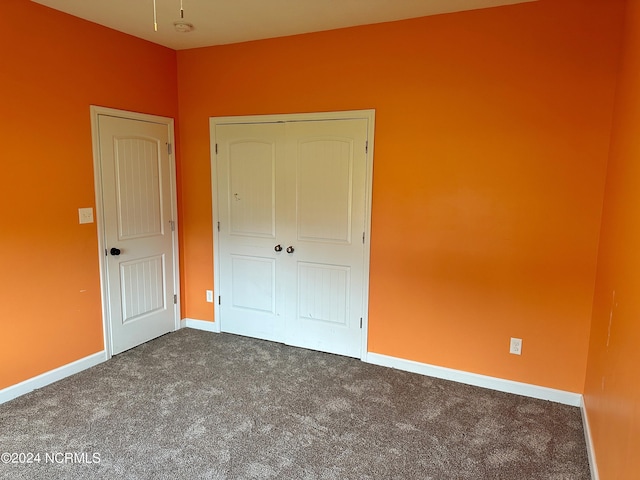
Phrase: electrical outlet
[
  {"left": 206, "top": 290, "right": 214, "bottom": 303},
  {"left": 510, "top": 337, "right": 523, "bottom": 355}
]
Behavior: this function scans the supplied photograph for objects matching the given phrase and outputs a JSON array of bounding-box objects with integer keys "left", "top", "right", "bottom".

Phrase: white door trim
[
  {"left": 90, "top": 106, "right": 181, "bottom": 359},
  {"left": 210, "top": 109, "right": 375, "bottom": 359}
]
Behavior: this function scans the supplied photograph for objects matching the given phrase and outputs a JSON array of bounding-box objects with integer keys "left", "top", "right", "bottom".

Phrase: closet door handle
[
  {"left": 286, "top": 246, "right": 295, "bottom": 254},
  {"left": 274, "top": 244, "right": 283, "bottom": 252},
  {"left": 110, "top": 247, "right": 121, "bottom": 256}
]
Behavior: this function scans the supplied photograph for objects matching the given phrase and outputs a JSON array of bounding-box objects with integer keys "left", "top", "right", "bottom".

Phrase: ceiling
[{"left": 31, "top": 0, "right": 534, "bottom": 50}]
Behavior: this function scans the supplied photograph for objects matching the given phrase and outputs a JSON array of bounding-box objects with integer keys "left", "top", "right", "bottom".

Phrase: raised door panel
[
  {"left": 120, "top": 255, "right": 166, "bottom": 323},
  {"left": 114, "top": 137, "right": 164, "bottom": 240},
  {"left": 231, "top": 255, "right": 276, "bottom": 314},
  {"left": 229, "top": 140, "right": 276, "bottom": 238},
  {"left": 297, "top": 138, "right": 353, "bottom": 244},
  {"left": 298, "top": 262, "right": 350, "bottom": 325}
]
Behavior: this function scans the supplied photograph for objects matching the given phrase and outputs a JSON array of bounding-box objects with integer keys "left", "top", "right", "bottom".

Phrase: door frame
[
  {"left": 90, "top": 106, "right": 181, "bottom": 359},
  {"left": 209, "top": 109, "right": 375, "bottom": 359}
]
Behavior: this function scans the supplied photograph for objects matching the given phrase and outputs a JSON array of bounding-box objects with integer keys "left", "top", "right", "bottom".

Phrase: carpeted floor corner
[{"left": 0, "top": 328, "right": 591, "bottom": 479}]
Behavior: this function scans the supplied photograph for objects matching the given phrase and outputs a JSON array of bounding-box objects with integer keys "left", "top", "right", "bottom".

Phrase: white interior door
[
  {"left": 215, "top": 123, "right": 286, "bottom": 342},
  {"left": 283, "top": 119, "right": 367, "bottom": 357},
  {"left": 214, "top": 115, "right": 370, "bottom": 358},
  {"left": 97, "top": 114, "right": 177, "bottom": 355}
]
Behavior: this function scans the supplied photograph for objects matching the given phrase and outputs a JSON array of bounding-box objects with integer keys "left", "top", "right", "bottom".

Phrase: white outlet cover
[
  {"left": 206, "top": 290, "right": 214, "bottom": 303},
  {"left": 78, "top": 207, "right": 94, "bottom": 224},
  {"left": 510, "top": 337, "right": 523, "bottom": 355}
]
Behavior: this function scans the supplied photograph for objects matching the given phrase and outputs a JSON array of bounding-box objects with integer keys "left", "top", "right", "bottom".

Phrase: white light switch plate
[{"left": 78, "top": 207, "right": 94, "bottom": 224}]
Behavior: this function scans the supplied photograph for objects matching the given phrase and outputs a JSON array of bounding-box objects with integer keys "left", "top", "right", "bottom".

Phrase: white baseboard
[
  {"left": 365, "top": 352, "right": 582, "bottom": 407},
  {"left": 181, "top": 318, "right": 219, "bottom": 333},
  {"left": 581, "top": 397, "right": 599, "bottom": 480},
  {"left": 0, "top": 351, "right": 107, "bottom": 405}
]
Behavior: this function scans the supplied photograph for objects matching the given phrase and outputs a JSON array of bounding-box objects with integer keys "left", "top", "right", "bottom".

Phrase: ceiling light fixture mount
[{"left": 174, "top": 21, "right": 195, "bottom": 33}]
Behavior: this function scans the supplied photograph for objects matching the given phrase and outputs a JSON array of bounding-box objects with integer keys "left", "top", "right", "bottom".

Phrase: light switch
[{"left": 79, "top": 207, "right": 94, "bottom": 224}]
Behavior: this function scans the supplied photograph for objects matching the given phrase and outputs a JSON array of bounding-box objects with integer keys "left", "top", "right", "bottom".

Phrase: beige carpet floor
[{"left": 0, "top": 328, "right": 590, "bottom": 479}]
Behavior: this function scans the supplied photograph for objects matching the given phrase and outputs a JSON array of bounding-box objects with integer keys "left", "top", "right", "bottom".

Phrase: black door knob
[
  {"left": 286, "top": 246, "right": 295, "bottom": 254},
  {"left": 110, "top": 247, "right": 121, "bottom": 256},
  {"left": 274, "top": 244, "right": 283, "bottom": 252}
]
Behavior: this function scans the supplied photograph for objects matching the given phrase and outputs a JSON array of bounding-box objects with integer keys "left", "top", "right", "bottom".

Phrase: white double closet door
[{"left": 214, "top": 115, "right": 370, "bottom": 358}]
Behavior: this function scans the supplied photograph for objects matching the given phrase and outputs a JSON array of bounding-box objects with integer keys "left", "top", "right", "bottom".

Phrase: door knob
[
  {"left": 274, "top": 244, "right": 283, "bottom": 252},
  {"left": 286, "top": 246, "right": 295, "bottom": 254},
  {"left": 110, "top": 247, "right": 121, "bottom": 256}
]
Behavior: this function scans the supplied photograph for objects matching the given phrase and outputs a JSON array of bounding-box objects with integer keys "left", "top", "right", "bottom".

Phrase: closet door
[
  {"left": 282, "top": 119, "right": 368, "bottom": 358},
  {"left": 215, "top": 117, "right": 368, "bottom": 358},
  {"left": 215, "top": 123, "right": 286, "bottom": 342}
]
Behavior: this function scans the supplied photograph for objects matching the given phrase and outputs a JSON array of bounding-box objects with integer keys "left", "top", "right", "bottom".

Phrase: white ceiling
[{"left": 31, "top": 0, "right": 534, "bottom": 50}]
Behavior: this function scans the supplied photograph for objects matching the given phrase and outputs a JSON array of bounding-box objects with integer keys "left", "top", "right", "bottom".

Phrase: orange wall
[
  {"left": 177, "top": 0, "right": 624, "bottom": 392},
  {"left": 0, "top": 0, "right": 628, "bottom": 404},
  {"left": 584, "top": 0, "right": 640, "bottom": 478},
  {"left": 0, "top": 0, "right": 179, "bottom": 390}
]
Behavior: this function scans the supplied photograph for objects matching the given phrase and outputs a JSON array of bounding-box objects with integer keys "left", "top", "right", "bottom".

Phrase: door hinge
[
  {"left": 173, "top": 294, "right": 177, "bottom": 304},
  {"left": 169, "top": 220, "right": 175, "bottom": 232},
  {"left": 167, "top": 143, "right": 173, "bottom": 155},
  {"left": 218, "top": 296, "right": 221, "bottom": 305},
  {"left": 215, "top": 143, "right": 218, "bottom": 154},
  {"left": 365, "top": 140, "right": 368, "bottom": 154},
  {"left": 360, "top": 318, "right": 363, "bottom": 329},
  {"left": 217, "top": 221, "right": 220, "bottom": 232},
  {"left": 362, "top": 232, "right": 365, "bottom": 244}
]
